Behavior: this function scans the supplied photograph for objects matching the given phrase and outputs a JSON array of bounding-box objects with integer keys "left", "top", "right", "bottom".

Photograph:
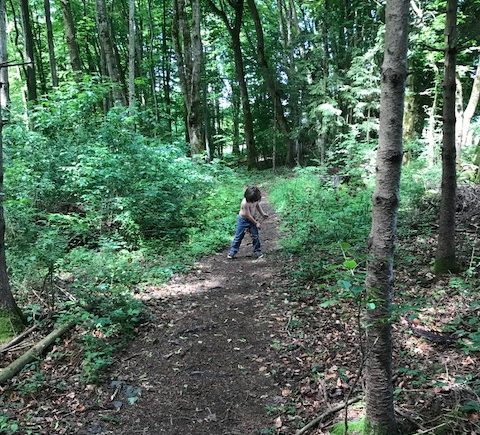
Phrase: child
[{"left": 227, "top": 186, "right": 269, "bottom": 259}]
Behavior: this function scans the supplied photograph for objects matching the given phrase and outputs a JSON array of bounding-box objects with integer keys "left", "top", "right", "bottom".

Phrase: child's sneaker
[
  {"left": 254, "top": 252, "right": 264, "bottom": 259},
  {"left": 227, "top": 254, "right": 234, "bottom": 259}
]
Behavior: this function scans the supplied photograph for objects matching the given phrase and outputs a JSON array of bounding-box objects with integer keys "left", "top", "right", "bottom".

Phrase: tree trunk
[
  {"left": 232, "top": 82, "right": 240, "bottom": 154},
  {"left": 33, "top": 16, "right": 48, "bottom": 96},
  {"left": 162, "top": 0, "right": 172, "bottom": 135},
  {"left": 364, "top": 0, "right": 409, "bottom": 432},
  {"left": 0, "top": 0, "right": 9, "bottom": 112},
  {"left": 247, "top": 0, "right": 295, "bottom": 165},
  {"left": 172, "top": 0, "right": 204, "bottom": 154},
  {"left": 207, "top": 0, "right": 255, "bottom": 167},
  {"left": 19, "top": 0, "right": 37, "bottom": 101},
  {"left": 147, "top": 0, "right": 159, "bottom": 121},
  {"left": 231, "top": 31, "right": 256, "bottom": 168},
  {"left": 96, "top": 0, "right": 127, "bottom": 105},
  {"left": 426, "top": 64, "right": 440, "bottom": 166},
  {"left": 0, "top": 82, "right": 24, "bottom": 323},
  {"left": 434, "top": 0, "right": 458, "bottom": 273},
  {"left": 128, "top": 0, "right": 136, "bottom": 109},
  {"left": 43, "top": 0, "right": 58, "bottom": 87},
  {"left": 461, "top": 59, "right": 480, "bottom": 148},
  {"left": 60, "top": 0, "right": 83, "bottom": 74}
]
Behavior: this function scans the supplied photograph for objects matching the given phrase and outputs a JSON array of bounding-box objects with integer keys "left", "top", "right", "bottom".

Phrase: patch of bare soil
[{"left": 69, "top": 200, "right": 286, "bottom": 434}]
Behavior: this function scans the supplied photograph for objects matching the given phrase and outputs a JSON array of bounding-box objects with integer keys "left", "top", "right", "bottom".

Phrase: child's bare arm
[{"left": 256, "top": 203, "right": 269, "bottom": 218}]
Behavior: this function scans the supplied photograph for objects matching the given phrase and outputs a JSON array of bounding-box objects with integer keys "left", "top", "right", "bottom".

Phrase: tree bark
[
  {"left": 0, "top": 81, "right": 24, "bottom": 323},
  {"left": 0, "top": 0, "right": 9, "bottom": 112},
  {"left": 364, "top": 0, "right": 409, "bottom": 432},
  {"left": 19, "top": 0, "right": 37, "bottom": 101},
  {"left": 172, "top": 0, "right": 204, "bottom": 154},
  {"left": 247, "top": 0, "right": 295, "bottom": 165},
  {"left": 461, "top": 59, "right": 480, "bottom": 148},
  {"left": 44, "top": 0, "right": 58, "bottom": 87},
  {"left": 232, "top": 82, "right": 240, "bottom": 154},
  {"left": 96, "top": 0, "right": 127, "bottom": 105},
  {"left": 434, "top": 0, "right": 458, "bottom": 273},
  {"left": 60, "top": 0, "right": 83, "bottom": 74},
  {"left": 162, "top": 0, "right": 172, "bottom": 134},
  {"left": 207, "top": 0, "right": 256, "bottom": 168},
  {"left": 147, "top": 0, "right": 159, "bottom": 121},
  {"left": 128, "top": 0, "right": 136, "bottom": 109}
]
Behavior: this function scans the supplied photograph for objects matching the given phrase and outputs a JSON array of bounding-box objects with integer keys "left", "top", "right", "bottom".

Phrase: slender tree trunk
[
  {"left": 43, "top": 0, "right": 58, "bottom": 87},
  {"left": 364, "top": 0, "right": 409, "bottom": 432},
  {"left": 96, "top": 0, "right": 127, "bottom": 105},
  {"left": 189, "top": 0, "right": 204, "bottom": 153},
  {"left": 426, "top": 65, "right": 440, "bottom": 166},
  {"left": 232, "top": 82, "right": 240, "bottom": 154},
  {"left": 0, "top": 81, "right": 24, "bottom": 323},
  {"left": 455, "top": 75, "right": 463, "bottom": 159},
  {"left": 247, "top": 0, "right": 295, "bottom": 165},
  {"left": 162, "top": 0, "right": 172, "bottom": 135},
  {"left": 33, "top": 18, "right": 47, "bottom": 96},
  {"left": 435, "top": 0, "right": 458, "bottom": 273},
  {"left": 0, "top": 0, "right": 9, "bottom": 112},
  {"left": 461, "top": 59, "right": 480, "bottom": 148},
  {"left": 60, "top": 0, "right": 83, "bottom": 74},
  {"left": 19, "top": 0, "right": 37, "bottom": 101},
  {"left": 147, "top": 0, "right": 159, "bottom": 121},
  {"left": 172, "top": 0, "right": 204, "bottom": 154},
  {"left": 231, "top": 31, "right": 256, "bottom": 168},
  {"left": 128, "top": 0, "right": 136, "bottom": 109},
  {"left": 207, "top": 0, "right": 255, "bottom": 167}
]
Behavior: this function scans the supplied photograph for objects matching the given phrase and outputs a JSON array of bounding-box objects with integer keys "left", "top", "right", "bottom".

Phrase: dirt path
[{"left": 80, "top": 199, "right": 284, "bottom": 434}]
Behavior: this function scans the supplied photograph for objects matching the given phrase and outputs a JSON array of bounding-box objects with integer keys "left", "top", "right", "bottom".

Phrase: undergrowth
[
  {"left": 268, "top": 165, "right": 480, "bottom": 433},
  {"left": 2, "top": 79, "right": 250, "bottom": 383}
]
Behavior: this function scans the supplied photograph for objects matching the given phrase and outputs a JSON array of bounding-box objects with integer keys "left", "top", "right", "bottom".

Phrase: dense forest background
[{"left": 0, "top": 0, "right": 479, "bottom": 433}]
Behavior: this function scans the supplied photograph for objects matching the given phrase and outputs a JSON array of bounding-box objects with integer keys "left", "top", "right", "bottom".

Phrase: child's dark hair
[{"left": 244, "top": 186, "right": 261, "bottom": 203}]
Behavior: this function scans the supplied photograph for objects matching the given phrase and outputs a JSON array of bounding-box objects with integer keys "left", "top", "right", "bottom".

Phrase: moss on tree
[{"left": 0, "top": 308, "right": 24, "bottom": 344}]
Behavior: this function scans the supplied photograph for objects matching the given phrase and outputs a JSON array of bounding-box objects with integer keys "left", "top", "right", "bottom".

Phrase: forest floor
[
  {"left": 72, "top": 197, "right": 286, "bottom": 435},
  {"left": 2, "top": 189, "right": 480, "bottom": 434}
]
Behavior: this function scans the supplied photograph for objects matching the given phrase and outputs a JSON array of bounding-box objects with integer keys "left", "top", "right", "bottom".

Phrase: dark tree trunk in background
[
  {"left": 19, "top": 0, "right": 37, "bottom": 101},
  {"left": 247, "top": 0, "right": 294, "bottom": 165},
  {"left": 0, "top": 0, "right": 9, "bottom": 112},
  {"left": 208, "top": 0, "right": 256, "bottom": 168},
  {"left": 128, "top": 0, "right": 136, "bottom": 109},
  {"left": 44, "top": 0, "right": 58, "bottom": 87},
  {"left": 96, "top": 0, "right": 127, "bottom": 105},
  {"left": 162, "top": 0, "right": 172, "bottom": 135},
  {"left": 172, "top": 0, "right": 204, "bottom": 154},
  {"left": 435, "top": 0, "right": 458, "bottom": 273},
  {"left": 364, "top": 0, "right": 409, "bottom": 432},
  {"left": 60, "top": 0, "right": 83, "bottom": 75},
  {"left": 33, "top": 18, "right": 48, "bottom": 96}
]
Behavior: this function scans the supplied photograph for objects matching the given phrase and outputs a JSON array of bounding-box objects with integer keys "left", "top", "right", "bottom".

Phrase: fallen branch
[
  {"left": 0, "top": 320, "right": 75, "bottom": 385},
  {"left": 295, "top": 397, "right": 362, "bottom": 435},
  {"left": 0, "top": 324, "right": 38, "bottom": 354}
]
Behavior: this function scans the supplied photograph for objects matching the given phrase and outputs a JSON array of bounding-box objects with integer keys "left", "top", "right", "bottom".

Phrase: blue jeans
[{"left": 228, "top": 215, "right": 261, "bottom": 256}]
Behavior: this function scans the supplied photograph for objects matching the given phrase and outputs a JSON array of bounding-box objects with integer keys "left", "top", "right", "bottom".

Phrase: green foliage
[
  {"left": 0, "top": 309, "right": 23, "bottom": 344},
  {"left": 3, "top": 82, "right": 248, "bottom": 382},
  {"left": 330, "top": 417, "right": 366, "bottom": 435},
  {"left": 0, "top": 415, "right": 19, "bottom": 434},
  {"left": 269, "top": 167, "right": 371, "bottom": 284}
]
